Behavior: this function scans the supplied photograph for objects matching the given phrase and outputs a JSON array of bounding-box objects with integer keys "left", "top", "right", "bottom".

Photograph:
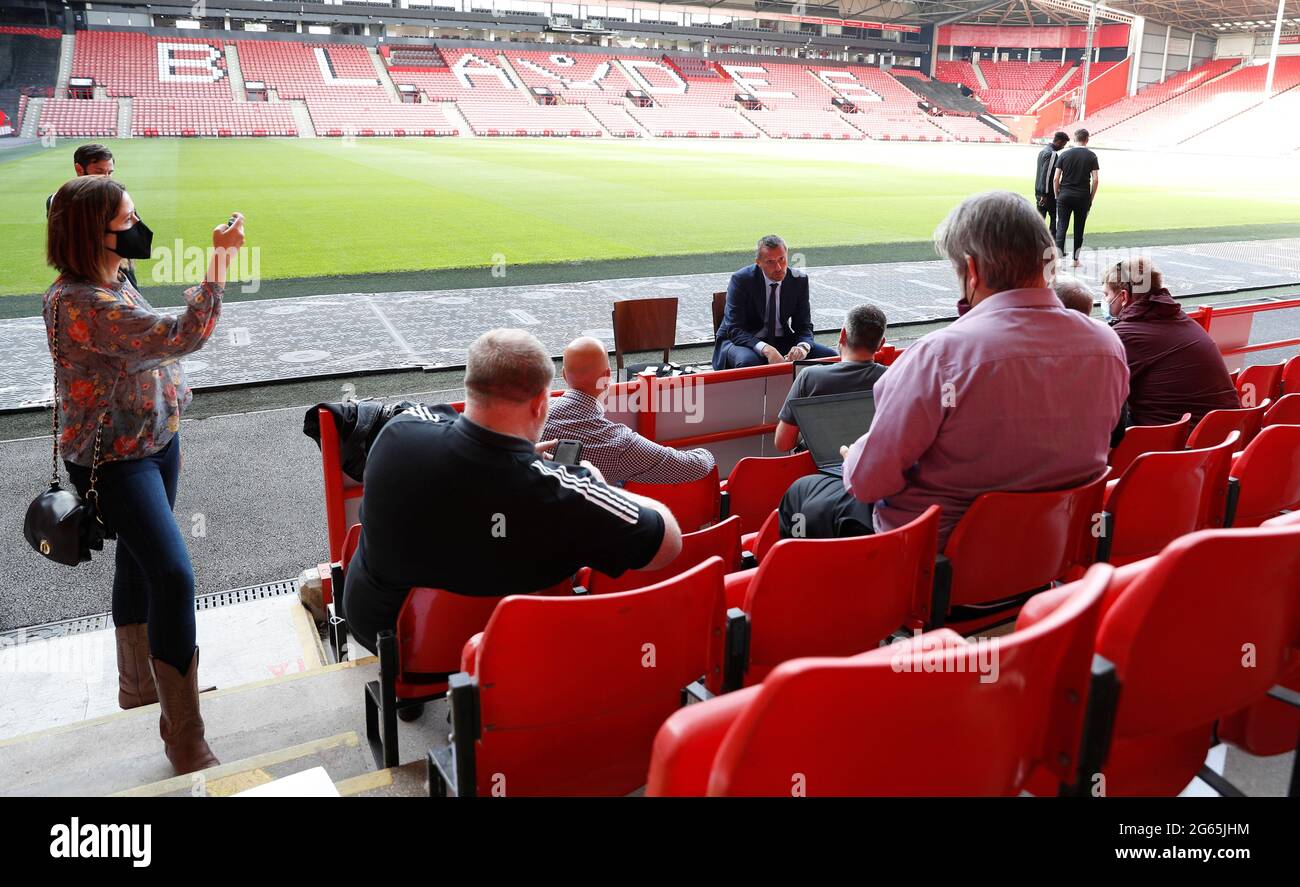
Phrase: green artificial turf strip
[{"left": 3, "top": 137, "right": 1299, "bottom": 298}]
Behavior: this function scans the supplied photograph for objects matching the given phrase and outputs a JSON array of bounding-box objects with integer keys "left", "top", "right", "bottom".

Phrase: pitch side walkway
[{"left": 2, "top": 237, "right": 1298, "bottom": 411}]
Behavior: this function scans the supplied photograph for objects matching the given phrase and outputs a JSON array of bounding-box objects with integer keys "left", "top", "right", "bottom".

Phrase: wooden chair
[{"left": 612, "top": 297, "right": 678, "bottom": 380}]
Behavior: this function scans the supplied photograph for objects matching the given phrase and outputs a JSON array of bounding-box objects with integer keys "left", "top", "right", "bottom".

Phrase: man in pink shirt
[{"left": 829, "top": 191, "right": 1128, "bottom": 547}]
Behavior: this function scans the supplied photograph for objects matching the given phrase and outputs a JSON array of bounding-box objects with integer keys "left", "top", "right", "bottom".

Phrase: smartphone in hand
[{"left": 553, "top": 440, "right": 583, "bottom": 466}]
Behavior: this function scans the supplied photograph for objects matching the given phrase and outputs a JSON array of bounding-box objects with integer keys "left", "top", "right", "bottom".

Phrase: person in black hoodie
[{"left": 1035, "top": 131, "right": 1069, "bottom": 236}]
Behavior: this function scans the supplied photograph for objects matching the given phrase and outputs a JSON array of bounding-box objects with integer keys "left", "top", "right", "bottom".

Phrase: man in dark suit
[{"left": 712, "top": 235, "right": 836, "bottom": 370}]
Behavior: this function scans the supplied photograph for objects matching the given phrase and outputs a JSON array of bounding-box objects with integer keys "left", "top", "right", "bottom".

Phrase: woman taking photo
[{"left": 44, "top": 175, "right": 244, "bottom": 775}]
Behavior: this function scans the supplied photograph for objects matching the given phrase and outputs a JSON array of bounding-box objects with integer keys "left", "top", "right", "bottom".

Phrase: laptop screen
[{"left": 786, "top": 391, "right": 876, "bottom": 469}]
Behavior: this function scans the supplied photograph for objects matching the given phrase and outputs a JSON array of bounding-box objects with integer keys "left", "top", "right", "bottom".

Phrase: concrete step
[
  {"left": 117, "top": 97, "right": 132, "bottom": 139},
  {"left": 288, "top": 99, "right": 316, "bottom": 137},
  {"left": 336, "top": 760, "right": 429, "bottom": 797},
  {"left": 55, "top": 33, "right": 74, "bottom": 93},
  {"left": 20, "top": 97, "right": 43, "bottom": 139},
  {"left": 0, "top": 653, "right": 453, "bottom": 796},
  {"left": 368, "top": 46, "right": 401, "bottom": 103},
  {"left": 225, "top": 44, "right": 247, "bottom": 102}
]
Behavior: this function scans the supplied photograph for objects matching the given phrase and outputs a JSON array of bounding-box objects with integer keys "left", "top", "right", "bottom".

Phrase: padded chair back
[
  {"left": 741, "top": 506, "right": 940, "bottom": 685},
  {"left": 724, "top": 451, "right": 817, "bottom": 535},
  {"left": 395, "top": 588, "right": 508, "bottom": 698},
  {"left": 1107, "top": 413, "right": 1191, "bottom": 476},
  {"left": 612, "top": 297, "right": 677, "bottom": 374},
  {"left": 586, "top": 515, "right": 742, "bottom": 594},
  {"left": 1235, "top": 362, "right": 1285, "bottom": 407},
  {"left": 1103, "top": 431, "right": 1238, "bottom": 565},
  {"left": 468, "top": 557, "right": 728, "bottom": 796},
  {"left": 1096, "top": 524, "right": 1300, "bottom": 795},
  {"left": 711, "top": 291, "right": 727, "bottom": 336},
  {"left": 1185, "top": 400, "right": 1269, "bottom": 449},
  {"left": 1263, "top": 393, "right": 1300, "bottom": 427},
  {"left": 341, "top": 523, "right": 362, "bottom": 573},
  {"left": 680, "top": 564, "right": 1110, "bottom": 796},
  {"left": 625, "top": 465, "right": 721, "bottom": 532},
  {"left": 1227, "top": 424, "right": 1300, "bottom": 527},
  {"left": 943, "top": 470, "right": 1109, "bottom": 615}
]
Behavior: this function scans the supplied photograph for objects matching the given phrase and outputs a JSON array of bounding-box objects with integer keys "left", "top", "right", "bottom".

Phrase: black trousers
[
  {"left": 778, "top": 473, "right": 875, "bottom": 540},
  {"left": 1055, "top": 193, "right": 1091, "bottom": 261},
  {"left": 1036, "top": 193, "right": 1057, "bottom": 243}
]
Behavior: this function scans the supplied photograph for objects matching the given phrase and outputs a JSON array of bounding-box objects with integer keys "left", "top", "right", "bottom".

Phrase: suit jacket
[{"left": 713, "top": 264, "right": 815, "bottom": 368}]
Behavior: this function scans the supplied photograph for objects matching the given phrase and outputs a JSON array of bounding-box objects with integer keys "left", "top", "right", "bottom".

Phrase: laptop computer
[{"left": 786, "top": 390, "right": 876, "bottom": 477}]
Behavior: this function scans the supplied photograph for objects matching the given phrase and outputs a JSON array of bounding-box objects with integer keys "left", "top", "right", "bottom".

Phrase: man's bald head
[{"left": 562, "top": 337, "right": 612, "bottom": 396}]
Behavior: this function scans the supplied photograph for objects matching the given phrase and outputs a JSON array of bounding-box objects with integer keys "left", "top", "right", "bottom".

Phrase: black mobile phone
[{"left": 553, "top": 440, "right": 583, "bottom": 466}]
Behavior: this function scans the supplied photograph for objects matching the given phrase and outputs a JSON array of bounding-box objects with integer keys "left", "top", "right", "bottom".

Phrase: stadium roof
[{"left": 712, "top": 0, "right": 1300, "bottom": 34}]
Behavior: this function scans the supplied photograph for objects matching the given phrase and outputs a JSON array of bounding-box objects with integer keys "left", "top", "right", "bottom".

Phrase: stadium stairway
[
  {"left": 1030, "top": 64, "right": 1079, "bottom": 113},
  {"left": 440, "top": 101, "right": 474, "bottom": 137},
  {"left": 970, "top": 56, "right": 989, "bottom": 90},
  {"left": 288, "top": 100, "right": 316, "bottom": 137},
  {"left": 225, "top": 44, "right": 247, "bottom": 103},
  {"left": 116, "top": 97, "right": 131, "bottom": 139},
  {"left": 20, "top": 97, "right": 41, "bottom": 138},
  {"left": 0, "top": 652, "right": 452, "bottom": 797},
  {"left": 54, "top": 32, "right": 73, "bottom": 94},
  {"left": 368, "top": 46, "right": 401, "bottom": 103}
]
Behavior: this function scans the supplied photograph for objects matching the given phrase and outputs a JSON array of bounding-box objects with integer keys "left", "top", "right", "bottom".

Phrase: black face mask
[{"left": 106, "top": 218, "right": 153, "bottom": 260}]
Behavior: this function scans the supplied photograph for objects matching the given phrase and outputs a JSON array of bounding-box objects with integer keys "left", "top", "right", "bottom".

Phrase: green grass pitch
[{"left": 2, "top": 136, "right": 1299, "bottom": 297}]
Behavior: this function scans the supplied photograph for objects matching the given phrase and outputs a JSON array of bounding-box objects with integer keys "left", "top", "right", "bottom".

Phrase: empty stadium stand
[
  {"left": 73, "top": 31, "right": 234, "bottom": 100},
  {"left": 1098, "top": 57, "right": 1300, "bottom": 147},
  {"left": 133, "top": 99, "right": 297, "bottom": 137},
  {"left": 0, "top": 26, "right": 58, "bottom": 136},
  {"left": 1075, "top": 58, "right": 1241, "bottom": 136},
  {"left": 38, "top": 97, "right": 117, "bottom": 136}
]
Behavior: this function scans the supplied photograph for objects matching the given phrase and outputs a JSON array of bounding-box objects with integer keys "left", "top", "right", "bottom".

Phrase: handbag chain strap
[{"left": 48, "top": 286, "right": 104, "bottom": 511}]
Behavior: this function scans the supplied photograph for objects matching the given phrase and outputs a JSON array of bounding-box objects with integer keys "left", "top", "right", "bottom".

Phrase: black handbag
[{"left": 23, "top": 286, "right": 108, "bottom": 566}]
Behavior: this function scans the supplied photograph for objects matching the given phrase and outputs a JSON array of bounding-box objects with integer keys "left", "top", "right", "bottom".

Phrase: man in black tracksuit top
[{"left": 1035, "top": 131, "right": 1069, "bottom": 236}]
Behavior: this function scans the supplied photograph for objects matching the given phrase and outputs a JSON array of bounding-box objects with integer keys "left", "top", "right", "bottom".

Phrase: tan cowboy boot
[
  {"left": 148, "top": 648, "right": 220, "bottom": 775},
  {"left": 114, "top": 623, "right": 158, "bottom": 709}
]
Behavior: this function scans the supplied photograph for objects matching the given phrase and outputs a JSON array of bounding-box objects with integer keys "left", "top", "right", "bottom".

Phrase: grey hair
[
  {"left": 465, "top": 328, "right": 555, "bottom": 404},
  {"left": 933, "top": 191, "right": 1055, "bottom": 294},
  {"left": 844, "top": 303, "right": 887, "bottom": 352},
  {"left": 756, "top": 234, "right": 786, "bottom": 258},
  {"left": 1053, "top": 274, "right": 1095, "bottom": 315}
]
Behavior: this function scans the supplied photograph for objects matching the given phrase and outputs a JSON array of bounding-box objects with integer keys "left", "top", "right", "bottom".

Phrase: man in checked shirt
[{"left": 543, "top": 337, "right": 716, "bottom": 487}]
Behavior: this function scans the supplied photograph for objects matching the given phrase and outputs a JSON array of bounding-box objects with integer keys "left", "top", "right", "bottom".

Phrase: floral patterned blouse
[{"left": 42, "top": 276, "right": 223, "bottom": 467}]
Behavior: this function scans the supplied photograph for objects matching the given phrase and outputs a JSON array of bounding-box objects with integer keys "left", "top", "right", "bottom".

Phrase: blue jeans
[{"left": 66, "top": 435, "right": 196, "bottom": 673}]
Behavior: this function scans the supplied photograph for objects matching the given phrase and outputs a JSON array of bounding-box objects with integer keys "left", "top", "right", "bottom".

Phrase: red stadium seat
[
  {"left": 721, "top": 451, "right": 817, "bottom": 535},
  {"left": 1225, "top": 424, "right": 1300, "bottom": 527},
  {"left": 738, "top": 509, "right": 782, "bottom": 567},
  {"left": 1185, "top": 400, "right": 1270, "bottom": 449},
  {"left": 1263, "top": 393, "right": 1300, "bottom": 427},
  {"left": 365, "top": 586, "right": 509, "bottom": 768},
  {"left": 428, "top": 557, "right": 728, "bottom": 796},
  {"left": 1285, "top": 355, "right": 1300, "bottom": 394},
  {"left": 646, "top": 563, "right": 1113, "bottom": 796},
  {"left": 578, "top": 515, "right": 742, "bottom": 594},
  {"left": 1107, "top": 413, "right": 1191, "bottom": 476},
  {"left": 1236, "top": 362, "right": 1285, "bottom": 407},
  {"left": 1099, "top": 432, "right": 1237, "bottom": 565},
  {"left": 724, "top": 505, "right": 940, "bottom": 688},
  {"left": 625, "top": 465, "right": 720, "bottom": 532},
  {"left": 1075, "top": 525, "right": 1300, "bottom": 795},
  {"left": 934, "top": 470, "right": 1109, "bottom": 633}
]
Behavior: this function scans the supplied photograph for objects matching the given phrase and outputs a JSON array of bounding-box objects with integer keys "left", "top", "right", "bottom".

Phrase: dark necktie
[{"left": 767, "top": 282, "right": 779, "bottom": 341}]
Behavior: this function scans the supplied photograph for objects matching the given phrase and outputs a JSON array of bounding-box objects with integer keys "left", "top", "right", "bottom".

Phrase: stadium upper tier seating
[
  {"left": 1097, "top": 57, "right": 1300, "bottom": 147},
  {"left": 236, "top": 39, "right": 390, "bottom": 103},
  {"left": 72, "top": 31, "right": 235, "bottom": 99}
]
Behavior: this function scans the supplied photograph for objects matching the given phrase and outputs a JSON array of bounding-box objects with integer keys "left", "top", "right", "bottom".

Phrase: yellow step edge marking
[
  {"left": 112, "top": 731, "right": 360, "bottom": 797},
  {"left": 206, "top": 768, "right": 275, "bottom": 797},
  {"left": 335, "top": 769, "right": 395, "bottom": 797},
  {"left": 0, "top": 657, "right": 378, "bottom": 749}
]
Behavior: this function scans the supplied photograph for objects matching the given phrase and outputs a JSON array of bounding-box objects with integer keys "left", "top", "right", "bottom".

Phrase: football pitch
[{"left": 2, "top": 136, "right": 1299, "bottom": 298}]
